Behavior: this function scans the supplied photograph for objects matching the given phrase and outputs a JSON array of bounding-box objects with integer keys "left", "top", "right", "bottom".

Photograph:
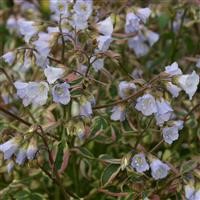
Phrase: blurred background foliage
[{"left": 0, "top": 0, "right": 200, "bottom": 200}]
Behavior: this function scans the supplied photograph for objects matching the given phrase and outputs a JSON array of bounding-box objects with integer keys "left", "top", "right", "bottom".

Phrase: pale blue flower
[
  {"left": 44, "top": 65, "right": 64, "bottom": 84},
  {"left": 52, "top": 82, "right": 71, "bottom": 105},
  {"left": 16, "top": 148, "right": 27, "bottom": 165},
  {"left": 131, "top": 153, "right": 149, "bottom": 173},
  {"left": 150, "top": 159, "right": 170, "bottom": 180},
  {"left": 135, "top": 94, "right": 157, "bottom": 116},
  {"left": 110, "top": 105, "right": 126, "bottom": 122},
  {"left": 0, "top": 138, "right": 20, "bottom": 160}
]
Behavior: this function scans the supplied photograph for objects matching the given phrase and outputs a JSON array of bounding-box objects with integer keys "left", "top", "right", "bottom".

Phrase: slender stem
[
  {"left": 150, "top": 140, "right": 164, "bottom": 153},
  {"left": 0, "top": 104, "right": 31, "bottom": 126},
  {"left": 58, "top": 15, "right": 65, "bottom": 63},
  {"left": 134, "top": 116, "right": 154, "bottom": 149},
  {"left": 183, "top": 102, "right": 200, "bottom": 121},
  {"left": 93, "top": 73, "right": 167, "bottom": 110}
]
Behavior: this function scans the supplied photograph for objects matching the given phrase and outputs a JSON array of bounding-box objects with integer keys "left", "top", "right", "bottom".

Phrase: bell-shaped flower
[
  {"left": 6, "top": 15, "right": 19, "bottom": 34},
  {"left": 154, "top": 98, "right": 173, "bottom": 126},
  {"left": 50, "top": 0, "right": 70, "bottom": 19},
  {"left": 136, "top": 7, "right": 151, "bottom": 23},
  {"left": 91, "top": 56, "right": 104, "bottom": 72},
  {"left": 162, "top": 120, "right": 184, "bottom": 144},
  {"left": 79, "top": 96, "right": 95, "bottom": 117},
  {"left": 155, "top": 98, "right": 173, "bottom": 115},
  {"left": 71, "top": 14, "right": 89, "bottom": 30},
  {"left": 96, "top": 35, "right": 112, "bottom": 52},
  {"left": 14, "top": 81, "right": 49, "bottom": 107},
  {"left": 7, "top": 160, "right": 14, "bottom": 173},
  {"left": 18, "top": 19, "right": 38, "bottom": 43},
  {"left": 27, "top": 138, "right": 38, "bottom": 160},
  {"left": 44, "top": 65, "right": 65, "bottom": 84},
  {"left": 135, "top": 94, "right": 157, "bottom": 116},
  {"left": 125, "top": 12, "right": 140, "bottom": 33},
  {"left": 165, "top": 62, "right": 182, "bottom": 76},
  {"left": 52, "top": 82, "right": 71, "bottom": 105},
  {"left": 110, "top": 105, "right": 126, "bottom": 122},
  {"left": 166, "top": 82, "right": 181, "bottom": 98},
  {"left": 97, "top": 17, "right": 113, "bottom": 36},
  {"left": 73, "top": 0, "right": 93, "bottom": 20},
  {"left": 2, "top": 51, "right": 16, "bottom": 65},
  {"left": 145, "top": 30, "right": 159, "bottom": 46},
  {"left": 33, "top": 32, "right": 58, "bottom": 62},
  {"left": 177, "top": 71, "right": 199, "bottom": 100},
  {"left": 131, "top": 153, "right": 149, "bottom": 173},
  {"left": 196, "top": 58, "right": 200, "bottom": 68},
  {"left": 128, "top": 35, "right": 149, "bottom": 57},
  {"left": 150, "top": 159, "right": 170, "bottom": 180},
  {"left": 16, "top": 145, "right": 27, "bottom": 165},
  {"left": 0, "top": 137, "right": 21, "bottom": 160},
  {"left": 118, "top": 81, "right": 136, "bottom": 99},
  {"left": 185, "top": 185, "right": 200, "bottom": 200}
]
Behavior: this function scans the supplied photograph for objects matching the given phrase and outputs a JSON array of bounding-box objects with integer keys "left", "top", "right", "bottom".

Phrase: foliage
[{"left": 0, "top": 0, "right": 200, "bottom": 199}]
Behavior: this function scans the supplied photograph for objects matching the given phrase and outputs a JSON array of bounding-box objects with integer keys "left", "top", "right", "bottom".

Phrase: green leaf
[
  {"left": 99, "top": 154, "right": 121, "bottom": 164},
  {"left": 157, "top": 14, "right": 170, "bottom": 30},
  {"left": 101, "top": 164, "right": 120, "bottom": 186},
  {"left": 55, "top": 142, "right": 65, "bottom": 170},
  {"left": 78, "top": 147, "right": 95, "bottom": 159},
  {"left": 180, "top": 160, "right": 197, "bottom": 174},
  {"left": 91, "top": 116, "right": 108, "bottom": 135}
]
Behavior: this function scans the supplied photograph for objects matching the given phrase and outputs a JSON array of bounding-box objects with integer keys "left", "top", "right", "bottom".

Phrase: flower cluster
[
  {"left": 131, "top": 153, "right": 170, "bottom": 180},
  {"left": 0, "top": 0, "right": 200, "bottom": 199}
]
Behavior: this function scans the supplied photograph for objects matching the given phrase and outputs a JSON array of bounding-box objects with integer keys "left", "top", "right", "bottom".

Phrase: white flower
[
  {"left": 2, "top": 51, "right": 15, "bottom": 65},
  {"left": 155, "top": 98, "right": 173, "bottom": 115},
  {"left": 155, "top": 112, "right": 173, "bottom": 127},
  {"left": 136, "top": 7, "right": 151, "bottom": 23},
  {"left": 0, "top": 138, "right": 20, "bottom": 160},
  {"left": 135, "top": 94, "right": 157, "bottom": 116},
  {"left": 154, "top": 98, "right": 173, "bottom": 126},
  {"left": 7, "top": 161, "right": 14, "bottom": 173},
  {"left": 14, "top": 81, "right": 49, "bottom": 107},
  {"left": 44, "top": 65, "right": 65, "bottom": 84},
  {"left": 74, "top": 0, "right": 93, "bottom": 20},
  {"left": 145, "top": 30, "right": 159, "bottom": 46},
  {"left": 185, "top": 185, "right": 200, "bottom": 200},
  {"left": 162, "top": 120, "right": 184, "bottom": 144},
  {"left": 110, "top": 105, "right": 126, "bottom": 122},
  {"left": 97, "top": 17, "right": 113, "bottom": 36},
  {"left": 166, "top": 82, "right": 181, "bottom": 98},
  {"left": 150, "top": 159, "right": 170, "bottom": 180},
  {"left": 16, "top": 147, "right": 27, "bottom": 165},
  {"left": 6, "top": 15, "right": 18, "bottom": 34},
  {"left": 27, "top": 138, "right": 38, "bottom": 160},
  {"left": 34, "top": 52, "right": 49, "bottom": 68},
  {"left": 52, "top": 82, "right": 71, "bottom": 105},
  {"left": 125, "top": 12, "right": 140, "bottom": 33},
  {"left": 177, "top": 71, "right": 199, "bottom": 100},
  {"left": 173, "top": 120, "right": 184, "bottom": 130},
  {"left": 33, "top": 32, "right": 57, "bottom": 62},
  {"left": 128, "top": 35, "right": 149, "bottom": 57},
  {"left": 96, "top": 35, "right": 112, "bottom": 52},
  {"left": 131, "top": 153, "right": 149, "bottom": 173},
  {"left": 165, "top": 62, "right": 182, "bottom": 76},
  {"left": 162, "top": 126, "right": 179, "bottom": 144},
  {"left": 91, "top": 57, "right": 104, "bottom": 72},
  {"left": 118, "top": 81, "right": 136, "bottom": 99},
  {"left": 80, "top": 97, "right": 94, "bottom": 117},
  {"left": 50, "top": 0, "right": 71, "bottom": 19},
  {"left": 71, "top": 14, "right": 88, "bottom": 30},
  {"left": 18, "top": 19, "right": 38, "bottom": 43},
  {"left": 196, "top": 58, "right": 200, "bottom": 68},
  {"left": 80, "top": 101, "right": 92, "bottom": 117}
]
